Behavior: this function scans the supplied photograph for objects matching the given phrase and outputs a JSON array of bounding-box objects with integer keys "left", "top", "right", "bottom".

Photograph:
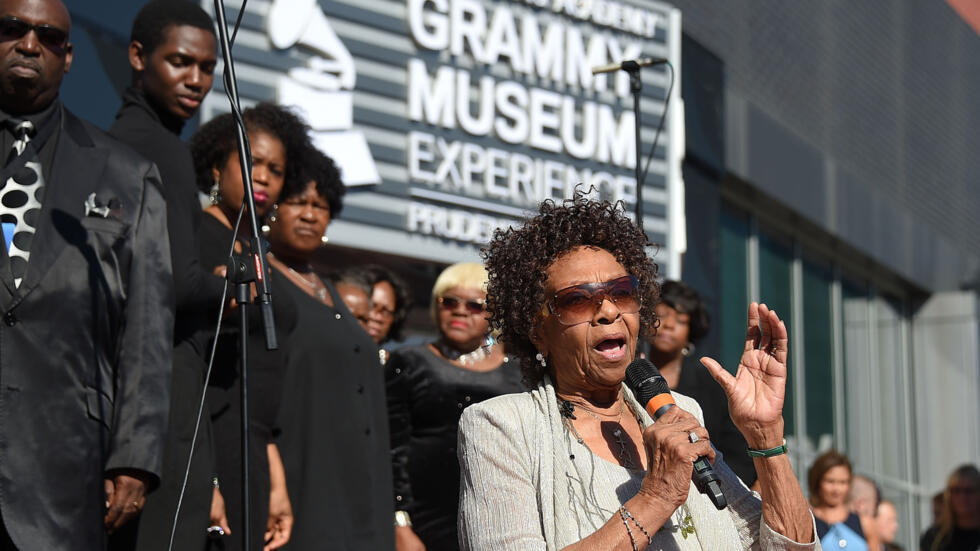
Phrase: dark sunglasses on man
[
  {"left": 0, "top": 17, "right": 69, "bottom": 52},
  {"left": 438, "top": 295, "right": 486, "bottom": 315},
  {"left": 546, "top": 275, "right": 641, "bottom": 326}
]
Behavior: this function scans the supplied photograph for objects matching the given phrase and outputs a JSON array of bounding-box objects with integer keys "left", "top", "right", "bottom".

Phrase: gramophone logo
[{"left": 267, "top": 0, "right": 380, "bottom": 186}]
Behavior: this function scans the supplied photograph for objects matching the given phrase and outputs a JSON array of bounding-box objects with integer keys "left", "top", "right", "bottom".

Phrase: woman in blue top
[{"left": 809, "top": 450, "right": 880, "bottom": 550}]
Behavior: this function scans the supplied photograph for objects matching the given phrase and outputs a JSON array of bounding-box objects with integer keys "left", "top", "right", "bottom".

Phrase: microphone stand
[
  {"left": 213, "top": 1, "right": 279, "bottom": 549},
  {"left": 622, "top": 60, "right": 648, "bottom": 360},
  {"left": 622, "top": 60, "right": 644, "bottom": 228}
]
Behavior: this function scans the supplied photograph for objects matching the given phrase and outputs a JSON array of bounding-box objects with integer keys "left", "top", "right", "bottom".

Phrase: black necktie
[{"left": 1, "top": 119, "right": 44, "bottom": 287}]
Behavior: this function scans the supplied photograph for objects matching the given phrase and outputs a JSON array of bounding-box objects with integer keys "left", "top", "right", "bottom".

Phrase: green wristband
[{"left": 746, "top": 439, "right": 788, "bottom": 458}]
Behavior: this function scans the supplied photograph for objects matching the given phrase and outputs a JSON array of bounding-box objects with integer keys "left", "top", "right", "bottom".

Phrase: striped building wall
[{"left": 200, "top": 0, "right": 685, "bottom": 272}]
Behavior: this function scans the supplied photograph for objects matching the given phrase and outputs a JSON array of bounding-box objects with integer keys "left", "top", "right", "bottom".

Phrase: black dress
[
  {"left": 109, "top": 86, "right": 226, "bottom": 551},
  {"left": 197, "top": 214, "right": 297, "bottom": 551},
  {"left": 274, "top": 276, "right": 394, "bottom": 550},
  {"left": 385, "top": 345, "right": 524, "bottom": 550},
  {"left": 674, "top": 355, "right": 758, "bottom": 486},
  {"left": 920, "top": 525, "right": 980, "bottom": 551}
]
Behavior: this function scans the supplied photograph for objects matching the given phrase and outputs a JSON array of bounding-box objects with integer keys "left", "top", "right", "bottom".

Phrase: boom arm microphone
[
  {"left": 591, "top": 57, "right": 668, "bottom": 75},
  {"left": 625, "top": 358, "right": 728, "bottom": 510}
]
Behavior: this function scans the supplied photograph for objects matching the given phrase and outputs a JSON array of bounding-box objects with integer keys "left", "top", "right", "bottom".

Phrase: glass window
[
  {"left": 875, "top": 295, "right": 908, "bottom": 480},
  {"left": 802, "top": 257, "right": 834, "bottom": 455},
  {"left": 716, "top": 201, "right": 919, "bottom": 545},
  {"left": 758, "top": 229, "right": 794, "bottom": 436},
  {"left": 719, "top": 208, "right": 749, "bottom": 374},
  {"left": 841, "top": 278, "right": 875, "bottom": 472}
]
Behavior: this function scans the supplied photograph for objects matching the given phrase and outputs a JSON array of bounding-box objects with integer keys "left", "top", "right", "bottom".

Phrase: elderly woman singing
[{"left": 457, "top": 194, "right": 820, "bottom": 550}]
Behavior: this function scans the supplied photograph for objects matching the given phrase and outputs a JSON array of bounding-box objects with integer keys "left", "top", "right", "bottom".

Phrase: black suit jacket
[{"left": 0, "top": 105, "right": 173, "bottom": 550}]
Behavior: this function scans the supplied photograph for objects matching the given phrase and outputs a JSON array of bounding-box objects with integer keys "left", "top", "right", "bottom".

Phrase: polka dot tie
[{"left": 1, "top": 120, "right": 44, "bottom": 287}]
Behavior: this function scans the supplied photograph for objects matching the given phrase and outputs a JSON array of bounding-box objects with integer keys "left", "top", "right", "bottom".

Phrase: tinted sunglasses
[
  {"left": 0, "top": 17, "right": 69, "bottom": 52},
  {"left": 547, "top": 275, "right": 641, "bottom": 326},
  {"left": 439, "top": 295, "right": 485, "bottom": 315}
]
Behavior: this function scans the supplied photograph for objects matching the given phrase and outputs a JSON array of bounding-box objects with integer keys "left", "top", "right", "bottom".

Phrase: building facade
[{"left": 65, "top": 1, "right": 980, "bottom": 549}]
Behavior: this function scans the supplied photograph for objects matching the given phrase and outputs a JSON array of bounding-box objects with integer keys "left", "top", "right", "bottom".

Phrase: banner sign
[{"left": 201, "top": 0, "right": 683, "bottom": 266}]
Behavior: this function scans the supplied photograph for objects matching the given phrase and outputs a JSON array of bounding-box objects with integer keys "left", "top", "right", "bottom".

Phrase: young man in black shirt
[{"left": 108, "top": 2, "right": 223, "bottom": 549}]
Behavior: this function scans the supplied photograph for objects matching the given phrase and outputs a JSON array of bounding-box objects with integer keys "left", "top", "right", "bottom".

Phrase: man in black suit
[{"left": 0, "top": 0, "right": 173, "bottom": 549}]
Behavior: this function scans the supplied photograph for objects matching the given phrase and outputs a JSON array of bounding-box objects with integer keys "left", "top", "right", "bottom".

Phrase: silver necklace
[
  {"left": 285, "top": 264, "right": 327, "bottom": 301},
  {"left": 559, "top": 396, "right": 638, "bottom": 470},
  {"left": 436, "top": 335, "right": 497, "bottom": 366}
]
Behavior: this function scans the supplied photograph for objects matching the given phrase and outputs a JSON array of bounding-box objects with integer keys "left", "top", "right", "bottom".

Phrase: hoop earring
[
  {"left": 208, "top": 180, "right": 221, "bottom": 206},
  {"left": 535, "top": 353, "right": 547, "bottom": 368},
  {"left": 682, "top": 343, "right": 695, "bottom": 357}
]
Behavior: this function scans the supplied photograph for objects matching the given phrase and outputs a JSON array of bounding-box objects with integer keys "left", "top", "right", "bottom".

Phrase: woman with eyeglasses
[
  {"left": 362, "top": 264, "right": 412, "bottom": 350},
  {"left": 386, "top": 262, "right": 523, "bottom": 551},
  {"left": 457, "top": 193, "right": 818, "bottom": 550}
]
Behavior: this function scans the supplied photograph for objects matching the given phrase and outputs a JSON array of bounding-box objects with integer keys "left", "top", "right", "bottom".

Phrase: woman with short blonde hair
[{"left": 387, "top": 262, "right": 523, "bottom": 551}]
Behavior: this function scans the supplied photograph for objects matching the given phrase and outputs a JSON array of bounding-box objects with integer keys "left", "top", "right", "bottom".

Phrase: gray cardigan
[{"left": 457, "top": 377, "right": 821, "bottom": 550}]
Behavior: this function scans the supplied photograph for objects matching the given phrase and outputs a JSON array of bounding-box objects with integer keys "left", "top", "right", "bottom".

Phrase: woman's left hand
[{"left": 700, "top": 302, "right": 787, "bottom": 448}]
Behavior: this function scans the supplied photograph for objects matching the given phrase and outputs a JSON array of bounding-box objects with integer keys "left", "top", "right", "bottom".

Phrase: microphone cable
[{"left": 167, "top": 1, "right": 251, "bottom": 549}]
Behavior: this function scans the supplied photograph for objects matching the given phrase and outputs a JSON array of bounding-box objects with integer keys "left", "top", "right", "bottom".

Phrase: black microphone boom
[
  {"left": 625, "top": 358, "right": 728, "bottom": 510},
  {"left": 591, "top": 57, "right": 668, "bottom": 75}
]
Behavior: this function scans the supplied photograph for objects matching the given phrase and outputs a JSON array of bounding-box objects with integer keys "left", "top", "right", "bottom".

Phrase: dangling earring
[
  {"left": 268, "top": 203, "right": 279, "bottom": 223},
  {"left": 321, "top": 234, "right": 329, "bottom": 246},
  {"left": 535, "top": 353, "right": 547, "bottom": 368},
  {"left": 682, "top": 343, "right": 695, "bottom": 357},
  {"left": 208, "top": 179, "right": 221, "bottom": 206}
]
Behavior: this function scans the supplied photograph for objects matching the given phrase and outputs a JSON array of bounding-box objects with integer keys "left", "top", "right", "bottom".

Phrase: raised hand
[{"left": 699, "top": 302, "right": 787, "bottom": 449}]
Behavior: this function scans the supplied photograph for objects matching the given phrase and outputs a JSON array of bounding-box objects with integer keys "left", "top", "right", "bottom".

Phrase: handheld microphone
[
  {"left": 625, "top": 358, "right": 728, "bottom": 510},
  {"left": 591, "top": 57, "right": 668, "bottom": 75}
]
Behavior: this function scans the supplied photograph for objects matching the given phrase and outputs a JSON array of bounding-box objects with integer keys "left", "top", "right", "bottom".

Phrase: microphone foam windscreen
[{"left": 624, "top": 358, "right": 671, "bottom": 405}]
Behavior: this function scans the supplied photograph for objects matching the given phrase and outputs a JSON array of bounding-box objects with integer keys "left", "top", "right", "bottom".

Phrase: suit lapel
[{"left": 15, "top": 107, "right": 107, "bottom": 301}]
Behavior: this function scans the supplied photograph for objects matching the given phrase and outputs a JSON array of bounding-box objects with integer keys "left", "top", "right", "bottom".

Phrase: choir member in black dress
[
  {"left": 107, "top": 3, "right": 220, "bottom": 548},
  {"left": 647, "top": 280, "right": 758, "bottom": 487},
  {"left": 190, "top": 103, "right": 311, "bottom": 550},
  {"left": 362, "top": 265, "right": 413, "bottom": 362},
  {"left": 330, "top": 267, "right": 374, "bottom": 333},
  {"left": 263, "top": 147, "right": 395, "bottom": 550},
  {"left": 386, "top": 263, "right": 524, "bottom": 551}
]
